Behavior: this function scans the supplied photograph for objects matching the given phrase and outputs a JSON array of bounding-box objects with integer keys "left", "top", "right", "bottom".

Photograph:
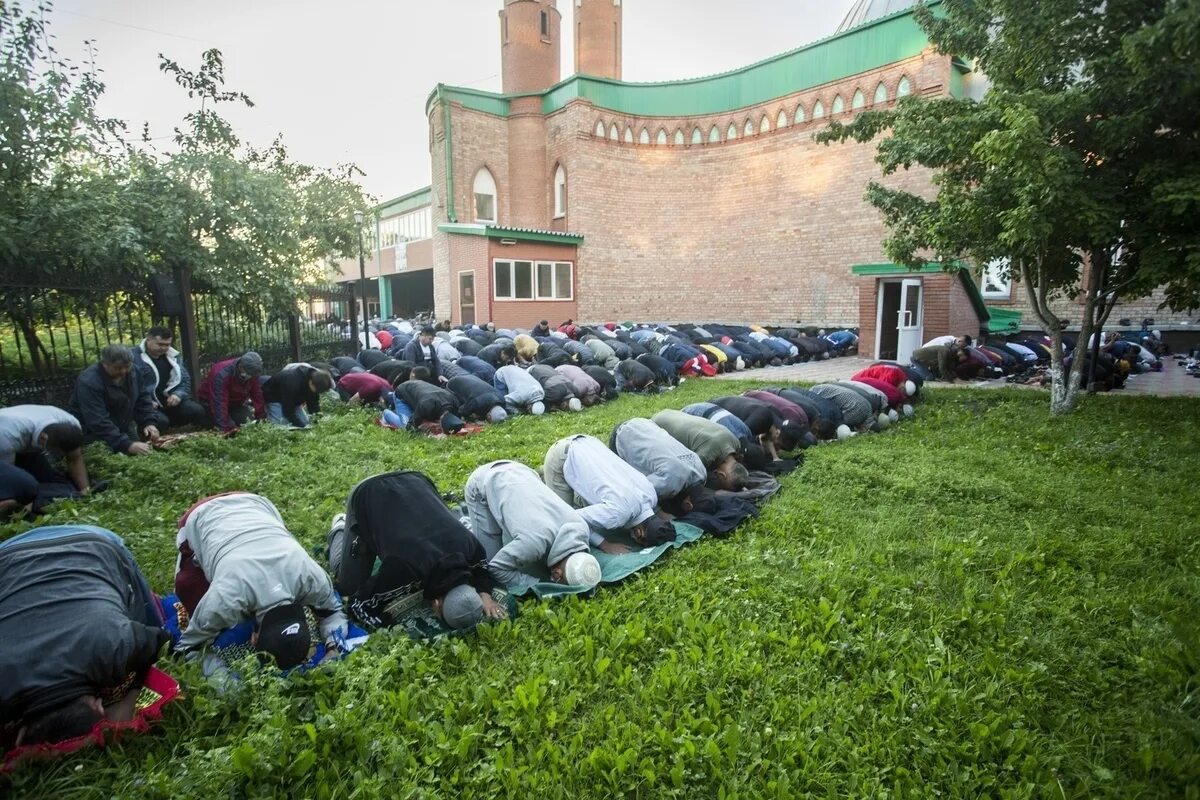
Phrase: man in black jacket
[
  {"left": 394, "top": 375, "right": 466, "bottom": 432},
  {"left": 262, "top": 364, "right": 334, "bottom": 428},
  {"left": 446, "top": 375, "right": 508, "bottom": 422},
  {"left": 68, "top": 345, "right": 160, "bottom": 456},
  {"left": 614, "top": 358, "right": 657, "bottom": 393},
  {"left": 0, "top": 525, "right": 168, "bottom": 747}
]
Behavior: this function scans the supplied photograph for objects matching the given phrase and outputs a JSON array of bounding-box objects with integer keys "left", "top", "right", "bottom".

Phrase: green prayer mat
[{"left": 508, "top": 521, "right": 704, "bottom": 599}]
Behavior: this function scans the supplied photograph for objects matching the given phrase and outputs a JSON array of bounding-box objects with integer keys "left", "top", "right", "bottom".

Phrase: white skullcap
[
  {"left": 564, "top": 552, "right": 602, "bottom": 589},
  {"left": 904, "top": 380, "right": 917, "bottom": 397},
  {"left": 487, "top": 406, "right": 508, "bottom": 423},
  {"left": 567, "top": 397, "right": 582, "bottom": 412},
  {"left": 531, "top": 401, "right": 546, "bottom": 416},
  {"left": 877, "top": 412, "right": 892, "bottom": 429},
  {"left": 836, "top": 424, "right": 853, "bottom": 441},
  {"left": 902, "top": 404, "right": 914, "bottom": 417},
  {"left": 887, "top": 409, "right": 899, "bottom": 423}
]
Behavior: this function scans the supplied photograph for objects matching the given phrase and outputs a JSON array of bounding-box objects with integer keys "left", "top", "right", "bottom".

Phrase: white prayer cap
[
  {"left": 902, "top": 404, "right": 914, "bottom": 418},
  {"left": 904, "top": 380, "right": 917, "bottom": 397},
  {"left": 836, "top": 424, "right": 853, "bottom": 441},
  {"left": 531, "top": 401, "right": 546, "bottom": 416},
  {"left": 487, "top": 406, "right": 508, "bottom": 423},
  {"left": 887, "top": 409, "right": 899, "bottom": 423},
  {"left": 567, "top": 397, "right": 582, "bottom": 412},
  {"left": 564, "top": 552, "right": 602, "bottom": 589},
  {"left": 877, "top": 412, "right": 892, "bottom": 429}
]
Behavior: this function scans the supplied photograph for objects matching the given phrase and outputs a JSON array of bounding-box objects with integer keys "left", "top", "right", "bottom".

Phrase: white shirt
[
  {"left": 924, "top": 335, "right": 956, "bottom": 347},
  {"left": 0, "top": 405, "right": 80, "bottom": 463},
  {"left": 562, "top": 436, "right": 657, "bottom": 546}
]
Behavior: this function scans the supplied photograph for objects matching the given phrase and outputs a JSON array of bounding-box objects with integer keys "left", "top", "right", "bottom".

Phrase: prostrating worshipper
[
  {"left": 610, "top": 418, "right": 708, "bottom": 515},
  {"left": 465, "top": 461, "right": 601, "bottom": 590},
  {"left": 851, "top": 376, "right": 912, "bottom": 417},
  {"left": 584, "top": 336, "right": 620, "bottom": 369},
  {"left": 650, "top": 410, "right": 749, "bottom": 490},
  {"left": 615, "top": 358, "right": 658, "bottom": 393},
  {"left": 680, "top": 402, "right": 756, "bottom": 451},
  {"left": 711, "top": 395, "right": 806, "bottom": 460},
  {"left": 542, "top": 435, "right": 677, "bottom": 554},
  {"left": 535, "top": 340, "right": 572, "bottom": 368},
  {"left": 0, "top": 405, "right": 91, "bottom": 517},
  {"left": 0, "top": 525, "right": 169, "bottom": 749},
  {"left": 582, "top": 365, "right": 620, "bottom": 400},
  {"left": 357, "top": 349, "right": 391, "bottom": 371},
  {"left": 328, "top": 471, "right": 506, "bottom": 628},
  {"left": 636, "top": 352, "right": 679, "bottom": 388},
  {"left": 476, "top": 343, "right": 517, "bottom": 368},
  {"left": 131, "top": 326, "right": 209, "bottom": 430},
  {"left": 452, "top": 336, "right": 483, "bottom": 358},
  {"left": 910, "top": 343, "right": 967, "bottom": 382},
  {"left": 852, "top": 364, "right": 918, "bottom": 399},
  {"left": 555, "top": 364, "right": 604, "bottom": 406},
  {"left": 741, "top": 390, "right": 819, "bottom": 449},
  {"left": 836, "top": 381, "right": 896, "bottom": 427},
  {"left": 395, "top": 373, "right": 466, "bottom": 432},
  {"left": 759, "top": 388, "right": 847, "bottom": 440},
  {"left": 369, "top": 358, "right": 416, "bottom": 386},
  {"left": 68, "top": 344, "right": 161, "bottom": 455},
  {"left": 494, "top": 365, "right": 546, "bottom": 416},
  {"left": 513, "top": 334, "right": 540, "bottom": 364},
  {"left": 456, "top": 354, "right": 497, "bottom": 384},
  {"left": 336, "top": 371, "right": 393, "bottom": 407},
  {"left": 809, "top": 383, "right": 876, "bottom": 432},
  {"left": 446, "top": 374, "right": 508, "bottom": 423},
  {"left": 197, "top": 351, "right": 267, "bottom": 433},
  {"left": 528, "top": 364, "right": 582, "bottom": 412},
  {"left": 174, "top": 493, "right": 348, "bottom": 669},
  {"left": 823, "top": 329, "right": 858, "bottom": 354},
  {"left": 561, "top": 338, "right": 597, "bottom": 365},
  {"left": 262, "top": 364, "right": 334, "bottom": 428},
  {"left": 402, "top": 326, "right": 442, "bottom": 376},
  {"left": 329, "top": 356, "right": 366, "bottom": 377}
]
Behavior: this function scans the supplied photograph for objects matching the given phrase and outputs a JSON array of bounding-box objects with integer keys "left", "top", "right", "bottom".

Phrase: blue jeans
[
  {"left": 0, "top": 525, "right": 162, "bottom": 627},
  {"left": 266, "top": 403, "right": 310, "bottom": 428},
  {"left": 0, "top": 461, "right": 38, "bottom": 505}
]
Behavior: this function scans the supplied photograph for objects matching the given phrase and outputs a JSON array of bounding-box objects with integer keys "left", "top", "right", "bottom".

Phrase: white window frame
[
  {"left": 553, "top": 165, "right": 567, "bottom": 219},
  {"left": 473, "top": 168, "right": 497, "bottom": 224},
  {"left": 493, "top": 259, "right": 574, "bottom": 301},
  {"left": 981, "top": 258, "right": 1012, "bottom": 299}
]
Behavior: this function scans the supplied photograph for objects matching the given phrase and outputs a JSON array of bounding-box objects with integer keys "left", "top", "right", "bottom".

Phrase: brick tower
[
  {"left": 574, "top": 0, "right": 623, "bottom": 79},
  {"left": 500, "top": 0, "right": 562, "bottom": 94}
]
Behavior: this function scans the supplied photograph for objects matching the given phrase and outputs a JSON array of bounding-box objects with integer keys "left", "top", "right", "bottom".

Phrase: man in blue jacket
[
  {"left": 68, "top": 345, "right": 160, "bottom": 456},
  {"left": 131, "top": 326, "right": 208, "bottom": 430}
]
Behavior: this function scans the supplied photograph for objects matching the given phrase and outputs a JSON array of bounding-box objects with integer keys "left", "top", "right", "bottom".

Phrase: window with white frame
[
  {"left": 473, "top": 168, "right": 497, "bottom": 223},
  {"left": 981, "top": 258, "right": 1012, "bottom": 299},
  {"left": 553, "top": 165, "right": 567, "bottom": 218},
  {"left": 493, "top": 260, "right": 573, "bottom": 300}
]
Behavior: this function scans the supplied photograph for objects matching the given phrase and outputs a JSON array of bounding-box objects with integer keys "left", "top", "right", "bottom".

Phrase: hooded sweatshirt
[{"left": 612, "top": 418, "right": 706, "bottom": 499}]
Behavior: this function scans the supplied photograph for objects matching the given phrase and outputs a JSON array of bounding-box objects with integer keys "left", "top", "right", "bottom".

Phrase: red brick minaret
[
  {"left": 574, "top": 0, "right": 623, "bottom": 80},
  {"left": 500, "top": 0, "right": 562, "bottom": 94}
]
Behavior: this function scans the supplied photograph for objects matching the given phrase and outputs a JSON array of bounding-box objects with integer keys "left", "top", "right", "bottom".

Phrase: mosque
[{"left": 337, "top": 0, "right": 1188, "bottom": 363}]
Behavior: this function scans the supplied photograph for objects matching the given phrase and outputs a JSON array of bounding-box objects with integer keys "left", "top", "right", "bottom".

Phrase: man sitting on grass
[
  {"left": 197, "top": 351, "right": 266, "bottom": 432},
  {"left": 465, "top": 461, "right": 601, "bottom": 590},
  {"left": 174, "top": 493, "right": 348, "bottom": 669},
  {"left": 542, "top": 434, "right": 677, "bottom": 555},
  {"left": 69, "top": 344, "right": 161, "bottom": 456},
  {"left": 0, "top": 525, "right": 169, "bottom": 748}
]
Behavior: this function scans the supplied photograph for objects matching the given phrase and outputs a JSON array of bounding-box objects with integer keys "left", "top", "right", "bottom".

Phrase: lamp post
[{"left": 353, "top": 209, "right": 367, "bottom": 352}]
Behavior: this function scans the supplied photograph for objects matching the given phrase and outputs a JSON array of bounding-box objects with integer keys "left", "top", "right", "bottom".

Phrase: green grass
[{"left": 2, "top": 383, "right": 1198, "bottom": 798}]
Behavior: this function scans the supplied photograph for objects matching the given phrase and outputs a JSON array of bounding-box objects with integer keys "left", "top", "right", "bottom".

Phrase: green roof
[
  {"left": 376, "top": 186, "right": 431, "bottom": 218},
  {"left": 985, "top": 307, "right": 1023, "bottom": 334},
  {"left": 437, "top": 224, "right": 584, "bottom": 245},
  {"left": 426, "top": 2, "right": 940, "bottom": 119},
  {"left": 850, "top": 262, "right": 992, "bottom": 323}
]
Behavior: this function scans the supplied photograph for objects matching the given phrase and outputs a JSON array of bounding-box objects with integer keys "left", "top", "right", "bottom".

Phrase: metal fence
[{"left": 0, "top": 276, "right": 356, "bottom": 407}]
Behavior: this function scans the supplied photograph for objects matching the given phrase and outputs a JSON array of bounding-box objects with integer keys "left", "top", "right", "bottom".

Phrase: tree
[{"left": 819, "top": 0, "right": 1199, "bottom": 415}]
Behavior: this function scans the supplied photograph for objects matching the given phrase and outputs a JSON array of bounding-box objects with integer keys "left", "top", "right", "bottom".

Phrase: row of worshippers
[
  {"left": 909, "top": 331, "right": 1164, "bottom": 391},
  {"left": 0, "top": 368, "right": 923, "bottom": 750}
]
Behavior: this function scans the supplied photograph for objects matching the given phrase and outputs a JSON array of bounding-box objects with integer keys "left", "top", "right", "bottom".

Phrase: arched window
[
  {"left": 874, "top": 82, "right": 888, "bottom": 104},
  {"left": 852, "top": 89, "right": 865, "bottom": 109},
  {"left": 744, "top": 118, "right": 755, "bottom": 137},
  {"left": 609, "top": 123, "right": 620, "bottom": 140},
  {"left": 897, "top": 76, "right": 912, "bottom": 97},
  {"left": 812, "top": 100, "right": 825, "bottom": 119},
  {"left": 553, "top": 165, "right": 567, "bottom": 219},
  {"left": 795, "top": 104, "right": 806, "bottom": 123},
  {"left": 777, "top": 109, "right": 789, "bottom": 128},
  {"left": 674, "top": 129, "right": 685, "bottom": 145},
  {"left": 832, "top": 94, "right": 845, "bottom": 114},
  {"left": 759, "top": 115, "right": 771, "bottom": 134},
  {"left": 624, "top": 127, "right": 634, "bottom": 143},
  {"left": 656, "top": 129, "right": 668, "bottom": 145},
  {"left": 594, "top": 120, "right": 606, "bottom": 137},
  {"left": 708, "top": 125, "right": 721, "bottom": 143},
  {"left": 473, "top": 168, "right": 497, "bottom": 224},
  {"left": 728, "top": 122, "right": 739, "bottom": 140},
  {"left": 639, "top": 127, "right": 650, "bottom": 145},
  {"left": 691, "top": 127, "right": 703, "bottom": 145}
]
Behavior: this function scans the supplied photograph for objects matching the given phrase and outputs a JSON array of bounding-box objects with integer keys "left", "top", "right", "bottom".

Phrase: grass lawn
[{"left": 2, "top": 382, "right": 1198, "bottom": 798}]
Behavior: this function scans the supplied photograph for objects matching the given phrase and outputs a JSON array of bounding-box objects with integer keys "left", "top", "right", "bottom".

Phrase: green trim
[
  {"left": 438, "top": 224, "right": 584, "bottom": 245},
  {"left": 957, "top": 269, "right": 991, "bottom": 323},
  {"left": 985, "top": 306, "right": 1022, "bottom": 334},
  {"left": 850, "top": 262, "right": 947, "bottom": 276},
  {"left": 426, "top": 3, "right": 937, "bottom": 120},
  {"left": 377, "top": 186, "right": 431, "bottom": 218},
  {"left": 440, "top": 87, "right": 457, "bottom": 223},
  {"left": 852, "top": 262, "right": 993, "bottom": 322}
]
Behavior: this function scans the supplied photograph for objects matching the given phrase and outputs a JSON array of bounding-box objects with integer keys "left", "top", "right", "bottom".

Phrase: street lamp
[{"left": 353, "top": 209, "right": 367, "bottom": 352}]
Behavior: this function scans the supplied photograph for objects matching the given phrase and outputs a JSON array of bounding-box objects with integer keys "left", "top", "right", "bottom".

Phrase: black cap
[
  {"left": 642, "top": 516, "right": 677, "bottom": 546},
  {"left": 256, "top": 604, "right": 311, "bottom": 669}
]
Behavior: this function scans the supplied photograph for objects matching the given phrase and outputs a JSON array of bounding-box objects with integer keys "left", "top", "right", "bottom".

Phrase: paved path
[{"left": 711, "top": 356, "right": 1200, "bottom": 398}]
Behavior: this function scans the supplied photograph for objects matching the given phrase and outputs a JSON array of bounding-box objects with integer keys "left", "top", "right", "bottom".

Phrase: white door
[{"left": 896, "top": 278, "right": 924, "bottom": 364}]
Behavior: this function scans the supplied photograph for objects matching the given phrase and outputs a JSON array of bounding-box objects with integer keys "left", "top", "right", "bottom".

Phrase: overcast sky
[{"left": 46, "top": 1, "right": 850, "bottom": 201}]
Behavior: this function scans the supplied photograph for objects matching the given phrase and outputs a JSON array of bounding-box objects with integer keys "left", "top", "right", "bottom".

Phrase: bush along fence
[{"left": 0, "top": 270, "right": 359, "bottom": 407}]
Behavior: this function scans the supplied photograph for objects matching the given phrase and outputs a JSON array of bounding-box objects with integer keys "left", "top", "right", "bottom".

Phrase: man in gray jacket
[
  {"left": 174, "top": 493, "right": 348, "bottom": 669},
  {"left": 0, "top": 525, "right": 168, "bottom": 747},
  {"left": 610, "top": 418, "right": 707, "bottom": 514},
  {"left": 465, "top": 461, "right": 601, "bottom": 591}
]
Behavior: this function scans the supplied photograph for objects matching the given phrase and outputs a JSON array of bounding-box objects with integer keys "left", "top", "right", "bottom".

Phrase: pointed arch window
[
  {"left": 832, "top": 94, "right": 845, "bottom": 114},
  {"left": 609, "top": 123, "right": 620, "bottom": 140},
  {"left": 777, "top": 109, "right": 789, "bottom": 128},
  {"left": 674, "top": 129, "right": 685, "bottom": 145},
  {"left": 897, "top": 76, "right": 912, "bottom": 97},
  {"left": 473, "top": 168, "right": 497, "bottom": 224},
  {"left": 708, "top": 125, "right": 721, "bottom": 143},
  {"left": 813, "top": 99, "right": 825, "bottom": 119},
  {"left": 656, "top": 129, "right": 668, "bottom": 145},
  {"left": 553, "top": 165, "right": 567, "bottom": 219},
  {"left": 727, "top": 122, "right": 739, "bottom": 140},
  {"left": 639, "top": 127, "right": 650, "bottom": 144},
  {"left": 594, "top": 120, "right": 606, "bottom": 137},
  {"left": 852, "top": 89, "right": 865, "bottom": 109},
  {"left": 795, "top": 104, "right": 806, "bottom": 123},
  {"left": 691, "top": 127, "right": 703, "bottom": 145},
  {"left": 744, "top": 119, "right": 755, "bottom": 137},
  {"left": 624, "top": 127, "right": 634, "bottom": 143},
  {"left": 759, "top": 115, "right": 771, "bottom": 134},
  {"left": 874, "top": 82, "right": 888, "bottom": 104}
]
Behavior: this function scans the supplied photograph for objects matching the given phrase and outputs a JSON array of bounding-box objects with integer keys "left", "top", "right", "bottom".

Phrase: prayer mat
[
  {"left": 717, "top": 472, "right": 781, "bottom": 504},
  {"left": 158, "top": 594, "right": 368, "bottom": 673},
  {"left": 2, "top": 666, "right": 180, "bottom": 773},
  {"left": 348, "top": 587, "right": 518, "bottom": 640},
  {"left": 676, "top": 495, "right": 760, "bottom": 536},
  {"left": 417, "top": 420, "right": 486, "bottom": 439},
  {"left": 152, "top": 430, "right": 237, "bottom": 450},
  {"left": 508, "top": 521, "right": 705, "bottom": 600}
]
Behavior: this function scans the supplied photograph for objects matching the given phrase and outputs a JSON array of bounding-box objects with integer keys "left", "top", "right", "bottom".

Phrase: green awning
[{"left": 985, "top": 307, "right": 1022, "bottom": 334}]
